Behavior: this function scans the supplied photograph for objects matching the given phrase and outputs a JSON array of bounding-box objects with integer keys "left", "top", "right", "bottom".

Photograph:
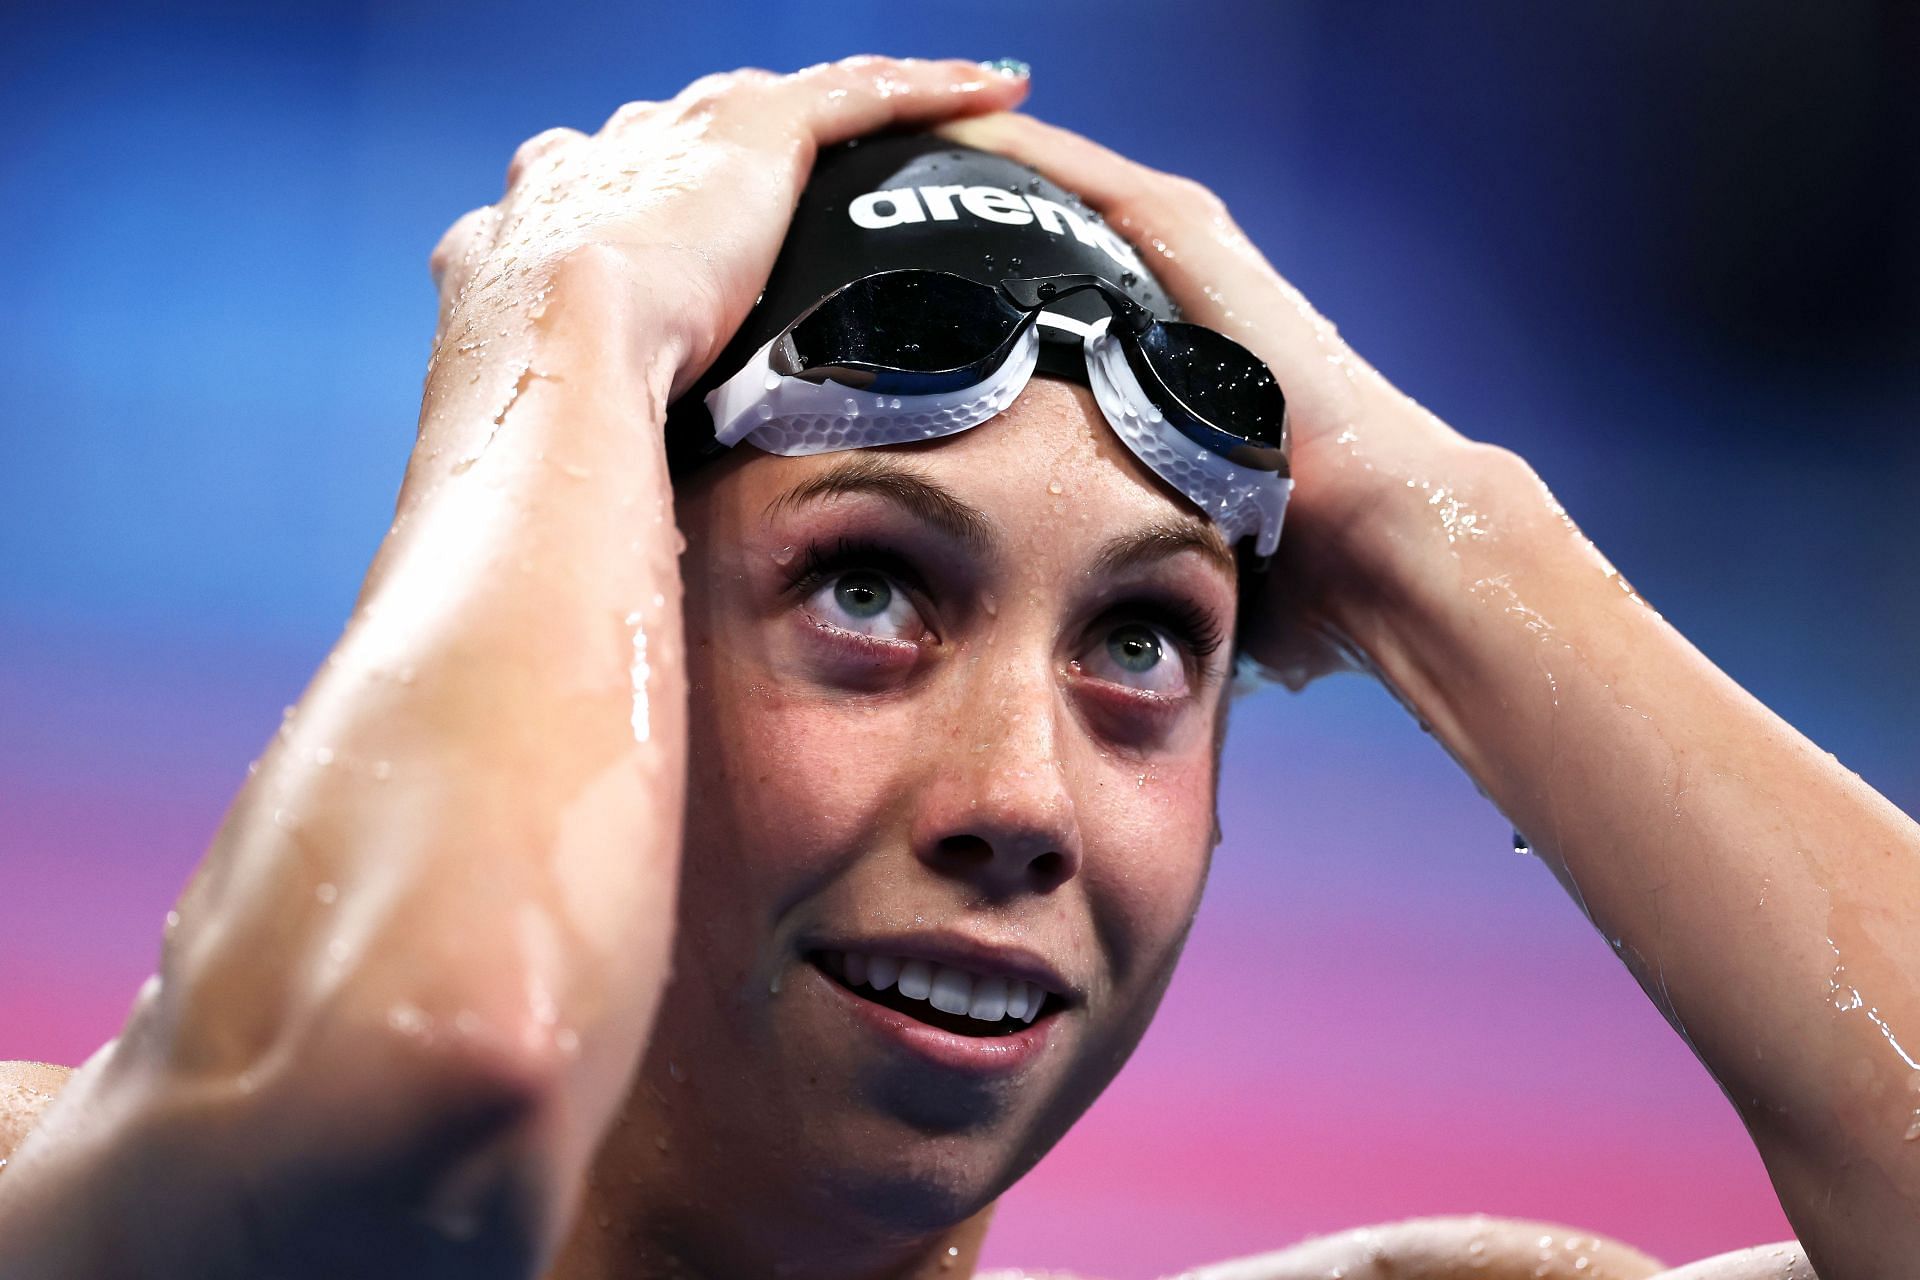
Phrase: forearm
[
  {"left": 0, "top": 252, "right": 689, "bottom": 1275},
  {"left": 1321, "top": 433, "right": 1920, "bottom": 1274}
]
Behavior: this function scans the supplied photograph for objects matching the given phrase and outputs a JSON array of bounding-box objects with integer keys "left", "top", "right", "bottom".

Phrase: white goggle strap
[
  {"left": 704, "top": 324, "right": 1040, "bottom": 457},
  {"left": 1081, "top": 316, "right": 1291, "bottom": 558}
]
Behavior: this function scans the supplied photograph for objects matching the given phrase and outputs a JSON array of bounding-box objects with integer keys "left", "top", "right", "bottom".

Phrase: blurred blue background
[{"left": 3, "top": 3, "right": 1915, "bottom": 1275}]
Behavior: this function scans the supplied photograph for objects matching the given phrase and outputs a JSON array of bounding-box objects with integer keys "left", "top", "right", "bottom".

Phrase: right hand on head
[{"left": 426, "top": 57, "right": 1030, "bottom": 402}]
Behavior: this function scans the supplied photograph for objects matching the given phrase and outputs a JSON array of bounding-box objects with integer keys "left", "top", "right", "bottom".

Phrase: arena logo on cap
[{"left": 847, "top": 185, "right": 1146, "bottom": 276}]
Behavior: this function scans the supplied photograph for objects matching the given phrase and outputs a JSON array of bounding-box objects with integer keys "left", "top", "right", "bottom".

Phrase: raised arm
[
  {"left": 0, "top": 59, "right": 1029, "bottom": 1280},
  {"left": 942, "top": 111, "right": 1919, "bottom": 1279}
]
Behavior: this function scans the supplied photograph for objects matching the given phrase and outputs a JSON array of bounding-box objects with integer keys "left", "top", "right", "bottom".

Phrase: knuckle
[
  {"left": 809, "top": 53, "right": 906, "bottom": 90},
  {"left": 1161, "top": 170, "right": 1225, "bottom": 213},
  {"left": 429, "top": 207, "right": 484, "bottom": 273},
  {"left": 506, "top": 127, "right": 578, "bottom": 184},
  {"left": 1179, "top": 174, "right": 1220, "bottom": 205},
  {"left": 605, "top": 98, "right": 658, "bottom": 130},
  {"left": 677, "top": 68, "right": 772, "bottom": 115}
]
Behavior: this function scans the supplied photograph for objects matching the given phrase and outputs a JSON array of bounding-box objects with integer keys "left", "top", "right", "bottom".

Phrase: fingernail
[{"left": 979, "top": 57, "right": 1031, "bottom": 80}]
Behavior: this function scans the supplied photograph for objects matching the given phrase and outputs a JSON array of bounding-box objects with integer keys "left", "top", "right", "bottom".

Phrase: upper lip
[{"left": 808, "top": 933, "right": 1081, "bottom": 1004}]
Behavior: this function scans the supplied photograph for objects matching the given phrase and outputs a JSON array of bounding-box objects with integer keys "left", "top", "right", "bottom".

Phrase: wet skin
[{"left": 557, "top": 376, "right": 1237, "bottom": 1276}]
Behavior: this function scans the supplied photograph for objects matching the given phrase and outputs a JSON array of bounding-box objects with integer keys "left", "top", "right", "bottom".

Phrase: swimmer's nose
[{"left": 909, "top": 673, "right": 1083, "bottom": 896}]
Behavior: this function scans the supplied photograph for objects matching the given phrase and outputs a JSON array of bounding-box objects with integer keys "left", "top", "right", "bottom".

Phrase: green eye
[
  {"left": 834, "top": 571, "right": 892, "bottom": 619},
  {"left": 1107, "top": 623, "right": 1163, "bottom": 673}
]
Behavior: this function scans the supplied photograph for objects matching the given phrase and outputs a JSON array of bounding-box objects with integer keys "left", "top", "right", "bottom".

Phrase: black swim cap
[{"left": 665, "top": 131, "right": 1179, "bottom": 477}]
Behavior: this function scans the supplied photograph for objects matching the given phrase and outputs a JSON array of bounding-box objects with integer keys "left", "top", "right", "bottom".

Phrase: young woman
[{"left": 0, "top": 56, "right": 1905, "bottom": 1280}]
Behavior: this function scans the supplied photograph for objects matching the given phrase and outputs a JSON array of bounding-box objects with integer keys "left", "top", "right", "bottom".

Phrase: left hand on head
[{"left": 938, "top": 112, "right": 1503, "bottom": 691}]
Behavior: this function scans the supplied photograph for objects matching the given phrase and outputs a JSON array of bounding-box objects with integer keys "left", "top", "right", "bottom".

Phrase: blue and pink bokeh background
[{"left": 4, "top": 5, "right": 1916, "bottom": 1275}]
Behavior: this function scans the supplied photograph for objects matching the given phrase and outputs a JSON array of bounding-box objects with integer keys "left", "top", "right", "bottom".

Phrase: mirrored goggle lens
[
  {"left": 1134, "top": 321, "right": 1289, "bottom": 468},
  {"left": 788, "top": 271, "right": 1026, "bottom": 379}
]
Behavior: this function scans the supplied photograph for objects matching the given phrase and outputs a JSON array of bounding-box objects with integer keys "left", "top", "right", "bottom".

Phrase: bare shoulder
[
  {"left": 1176, "top": 1217, "right": 1810, "bottom": 1280},
  {"left": 1651, "top": 1243, "right": 1814, "bottom": 1279},
  {"left": 0, "top": 1060, "right": 76, "bottom": 1168},
  {"left": 1179, "top": 1215, "right": 1664, "bottom": 1279}
]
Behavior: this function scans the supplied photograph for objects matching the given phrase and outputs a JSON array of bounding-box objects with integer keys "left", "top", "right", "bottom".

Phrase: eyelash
[{"left": 782, "top": 535, "right": 1225, "bottom": 667}]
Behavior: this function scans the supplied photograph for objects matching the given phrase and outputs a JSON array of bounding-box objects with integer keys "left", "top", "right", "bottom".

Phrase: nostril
[
  {"left": 936, "top": 834, "right": 993, "bottom": 865},
  {"left": 1029, "top": 850, "right": 1067, "bottom": 883}
]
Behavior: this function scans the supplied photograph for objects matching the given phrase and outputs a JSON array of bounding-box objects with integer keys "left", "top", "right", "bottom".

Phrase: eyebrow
[
  {"left": 765, "top": 454, "right": 1237, "bottom": 584},
  {"left": 1087, "top": 520, "right": 1237, "bottom": 584}
]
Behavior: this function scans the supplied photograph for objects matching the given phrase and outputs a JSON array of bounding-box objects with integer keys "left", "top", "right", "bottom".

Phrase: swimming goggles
[{"left": 700, "top": 270, "right": 1292, "bottom": 557}]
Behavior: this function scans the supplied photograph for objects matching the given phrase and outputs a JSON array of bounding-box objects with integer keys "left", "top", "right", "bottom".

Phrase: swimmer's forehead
[{"left": 764, "top": 452, "right": 1236, "bottom": 587}]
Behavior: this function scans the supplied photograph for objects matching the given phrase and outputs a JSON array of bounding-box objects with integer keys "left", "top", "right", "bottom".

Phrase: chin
[{"left": 803, "top": 1142, "right": 1009, "bottom": 1238}]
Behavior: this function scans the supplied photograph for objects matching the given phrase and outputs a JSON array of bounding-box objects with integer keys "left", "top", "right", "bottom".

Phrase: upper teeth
[{"left": 832, "top": 950, "right": 1046, "bottom": 1024}]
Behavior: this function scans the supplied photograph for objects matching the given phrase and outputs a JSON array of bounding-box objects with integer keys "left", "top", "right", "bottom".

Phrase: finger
[
  {"left": 935, "top": 112, "right": 1273, "bottom": 293},
  {"left": 938, "top": 110, "right": 1169, "bottom": 221},
  {"left": 937, "top": 111, "right": 1361, "bottom": 423},
  {"left": 505, "top": 125, "right": 587, "bottom": 192},
  {"left": 937, "top": 110, "right": 1261, "bottom": 317},
  {"left": 782, "top": 55, "right": 1030, "bottom": 150}
]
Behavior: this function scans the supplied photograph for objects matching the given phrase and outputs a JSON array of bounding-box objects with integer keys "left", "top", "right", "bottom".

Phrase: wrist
[
  {"left": 1319, "top": 433, "right": 1555, "bottom": 636},
  {"left": 425, "top": 242, "right": 689, "bottom": 433}
]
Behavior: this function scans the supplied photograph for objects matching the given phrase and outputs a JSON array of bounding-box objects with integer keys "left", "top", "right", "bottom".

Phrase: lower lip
[{"left": 803, "top": 962, "right": 1060, "bottom": 1075}]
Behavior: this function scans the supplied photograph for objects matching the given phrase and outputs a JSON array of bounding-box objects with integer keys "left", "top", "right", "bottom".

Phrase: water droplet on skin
[
  {"left": 668, "top": 1059, "right": 686, "bottom": 1083},
  {"left": 772, "top": 545, "right": 798, "bottom": 567},
  {"left": 388, "top": 1003, "right": 430, "bottom": 1038},
  {"left": 372, "top": 760, "right": 393, "bottom": 781},
  {"left": 1046, "top": 480, "right": 1063, "bottom": 494},
  {"left": 1512, "top": 830, "right": 1532, "bottom": 856},
  {"left": 1906, "top": 1111, "right": 1920, "bottom": 1141},
  {"left": 654, "top": 1134, "right": 670, "bottom": 1152},
  {"left": 164, "top": 909, "right": 180, "bottom": 935},
  {"left": 315, "top": 882, "right": 338, "bottom": 905},
  {"left": 314, "top": 746, "right": 335, "bottom": 766}
]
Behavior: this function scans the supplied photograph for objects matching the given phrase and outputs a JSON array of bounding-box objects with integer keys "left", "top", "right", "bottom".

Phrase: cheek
[
  {"left": 1080, "top": 753, "right": 1217, "bottom": 983},
  {"left": 683, "top": 637, "right": 921, "bottom": 891}
]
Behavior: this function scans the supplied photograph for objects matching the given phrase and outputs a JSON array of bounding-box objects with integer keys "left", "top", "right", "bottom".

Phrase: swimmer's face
[{"left": 627, "top": 377, "right": 1235, "bottom": 1234}]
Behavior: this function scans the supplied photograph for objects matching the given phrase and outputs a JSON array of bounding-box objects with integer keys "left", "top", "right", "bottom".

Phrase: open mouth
[{"left": 807, "top": 950, "right": 1062, "bottom": 1038}]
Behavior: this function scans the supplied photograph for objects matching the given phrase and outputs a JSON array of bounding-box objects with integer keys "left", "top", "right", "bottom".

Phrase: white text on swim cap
[{"left": 847, "top": 185, "right": 1146, "bottom": 276}]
